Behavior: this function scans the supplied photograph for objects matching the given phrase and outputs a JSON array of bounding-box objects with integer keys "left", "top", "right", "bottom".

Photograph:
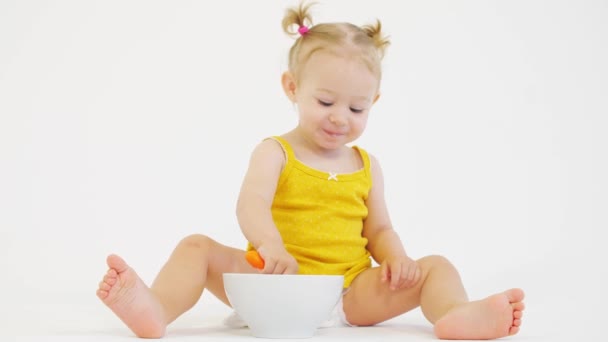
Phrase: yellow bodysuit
[{"left": 248, "top": 136, "right": 373, "bottom": 288}]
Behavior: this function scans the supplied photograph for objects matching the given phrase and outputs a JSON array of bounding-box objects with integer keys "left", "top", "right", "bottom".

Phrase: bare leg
[
  {"left": 417, "top": 257, "right": 525, "bottom": 339},
  {"left": 97, "top": 234, "right": 255, "bottom": 338},
  {"left": 342, "top": 255, "right": 525, "bottom": 340}
]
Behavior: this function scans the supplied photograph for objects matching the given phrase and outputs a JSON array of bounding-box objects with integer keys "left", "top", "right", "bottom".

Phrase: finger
[
  {"left": 389, "top": 264, "right": 402, "bottom": 290},
  {"left": 407, "top": 262, "right": 416, "bottom": 287},
  {"left": 401, "top": 263, "right": 415, "bottom": 288},
  {"left": 276, "top": 262, "right": 288, "bottom": 275},
  {"left": 406, "top": 264, "right": 421, "bottom": 288},
  {"left": 380, "top": 262, "right": 389, "bottom": 282},
  {"left": 414, "top": 265, "right": 422, "bottom": 284},
  {"left": 262, "top": 258, "right": 277, "bottom": 274},
  {"left": 397, "top": 263, "right": 410, "bottom": 289},
  {"left": 275, "top": 258, "right": 292, "bottom": 274},
  {"left": 271, "top": 260, "right": 284, "bottom": 274}
]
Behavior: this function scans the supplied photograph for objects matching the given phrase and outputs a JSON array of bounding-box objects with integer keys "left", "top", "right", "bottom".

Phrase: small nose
[{"left": 329, "top": 113, "right": 346, "bottom": 126}]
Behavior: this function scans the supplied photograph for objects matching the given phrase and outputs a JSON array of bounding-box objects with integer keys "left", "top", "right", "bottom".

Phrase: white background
[{"left": 1, "top": 0, "right": 606, "bottom": 340}]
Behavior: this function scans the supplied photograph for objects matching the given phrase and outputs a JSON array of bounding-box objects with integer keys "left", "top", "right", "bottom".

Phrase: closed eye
[{"left": 318, "top": 99, "right": 364, "bottom": 113}]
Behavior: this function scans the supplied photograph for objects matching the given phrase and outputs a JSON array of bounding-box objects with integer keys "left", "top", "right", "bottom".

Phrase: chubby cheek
[
  {"left": 301, "top": 106, "right": 329, "bottom": 126},
  {"left": 350, "top": 116, "right": 369, "bottom": 135}
]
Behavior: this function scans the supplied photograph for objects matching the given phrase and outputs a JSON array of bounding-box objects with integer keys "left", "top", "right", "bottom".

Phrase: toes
[
  {"left": 96, "top": 289, "right": 108, "bottom": 299},
  {"left": 107, "top": 254, "right": 129, "bottom": 273},
  {"left": 509, "top": 326, "right": 520, "bottom": 336},
  {"left": 99, "top": 281, "right": 111, "bottom": 292},
  {"left": 512, "top": 301, "right": 525, "bottom": 311},
  {"left": 513, "top": 310, "right": 523, "bottom": 319},
  {"left": 505, "top": 288, "right": 525, "bottom": 303},
  {"left": 104, "top": 274, "right": 117, "bottom": 286},
  {"left": 513, "top": 318, "right": 522, "bottom": 327}
]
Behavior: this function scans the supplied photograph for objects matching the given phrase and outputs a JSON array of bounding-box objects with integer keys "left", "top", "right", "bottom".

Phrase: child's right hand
[{"left": 255, "top": 244, "right": 299, "bottom": 274}]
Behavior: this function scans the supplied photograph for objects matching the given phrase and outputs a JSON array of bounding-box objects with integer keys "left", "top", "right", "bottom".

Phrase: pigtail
[
  {"left": 361, "top": 19, "right": 390, "bottom": 59},
  {"left": 281, "top": 1, "right": 389, "bottom": 77},
  {"left": 282, "top": 1, "right": 316, "bottom": 37}
]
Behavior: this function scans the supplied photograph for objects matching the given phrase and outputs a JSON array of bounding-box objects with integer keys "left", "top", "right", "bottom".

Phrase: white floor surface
[{"left": 2, "top": 267, "right": 604, "bottom": 342}]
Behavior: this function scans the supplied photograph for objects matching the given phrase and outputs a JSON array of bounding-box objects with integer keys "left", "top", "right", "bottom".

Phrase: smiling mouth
[{"left": 323, "top": 129, "right": 344, "bottom": 137}]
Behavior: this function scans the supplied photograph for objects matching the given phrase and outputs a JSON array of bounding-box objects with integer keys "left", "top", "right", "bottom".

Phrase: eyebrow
[{"left": 316, "top": 88, "right": 370, "bottom": 101}]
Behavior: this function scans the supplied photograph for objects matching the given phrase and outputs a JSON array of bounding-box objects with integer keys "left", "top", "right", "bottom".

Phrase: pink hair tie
[{"left": 298, "top": 25, "right": 309, "bottom": 36}]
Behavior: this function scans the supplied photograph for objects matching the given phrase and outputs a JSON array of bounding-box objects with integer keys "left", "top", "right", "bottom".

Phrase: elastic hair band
[{"left": 298, "top": 25, "right": 309, "bottom": 36}]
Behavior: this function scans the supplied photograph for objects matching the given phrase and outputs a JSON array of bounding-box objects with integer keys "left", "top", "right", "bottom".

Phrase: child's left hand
[{"left": 380, "top": 256, "right": 421, "bottom": 291}]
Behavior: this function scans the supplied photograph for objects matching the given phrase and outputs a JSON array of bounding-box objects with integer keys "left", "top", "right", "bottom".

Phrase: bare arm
[
  {"left": 363, "top": 154, "right": 420, "bottom": 289},
  {"left": 362, "top": 154, "right": 406, "bottom": 261},
  {"left": 236, "top": 139, "right": 298, "bottom": 274}
]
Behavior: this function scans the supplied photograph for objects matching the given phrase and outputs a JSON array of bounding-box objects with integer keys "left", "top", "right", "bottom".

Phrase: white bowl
[{"left": 223, "top": 273, "right": 344, "bottom": 339}]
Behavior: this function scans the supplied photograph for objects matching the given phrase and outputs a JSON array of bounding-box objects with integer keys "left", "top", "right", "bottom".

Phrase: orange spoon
[{"left": 245, "top": 250, "right": 265, "bottom": 269}]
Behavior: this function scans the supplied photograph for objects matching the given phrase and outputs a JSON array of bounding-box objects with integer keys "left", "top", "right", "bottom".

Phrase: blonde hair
[{"left": 282, "top": 1, "right": 390, "bottom": 82}]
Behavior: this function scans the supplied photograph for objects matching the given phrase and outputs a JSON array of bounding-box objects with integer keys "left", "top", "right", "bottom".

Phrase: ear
[
  {"left": 281, "top": 71, "right": 297, "bottom": 102},
  {"left": 372, "top": 92, "right": 381, "bottom": 104}
]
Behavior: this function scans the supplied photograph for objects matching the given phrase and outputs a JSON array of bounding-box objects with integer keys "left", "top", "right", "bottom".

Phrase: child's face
[{"left": 290, "top": 51, "right": 380, "bottom": 150}]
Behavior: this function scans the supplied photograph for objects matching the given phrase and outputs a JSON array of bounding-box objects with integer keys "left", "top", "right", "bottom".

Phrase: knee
[
  {"left": 177, "top": 234, "right": 215, "bottom": 251},
  {"left": 419, "top": 254, "right": 454, "bottom": 269}
]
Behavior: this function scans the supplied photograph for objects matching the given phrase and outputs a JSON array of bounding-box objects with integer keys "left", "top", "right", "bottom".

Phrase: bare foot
[
  {"left": 434, "top": 288, "right": 525, "bottom": 340},
  {"left": 97, "top": 254, "right": 167, "bottom": 338}
]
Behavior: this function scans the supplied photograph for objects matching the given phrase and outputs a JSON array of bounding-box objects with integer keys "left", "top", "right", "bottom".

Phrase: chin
[{"left": 319, "top": 138, "right": 347, "bottom": 150}]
